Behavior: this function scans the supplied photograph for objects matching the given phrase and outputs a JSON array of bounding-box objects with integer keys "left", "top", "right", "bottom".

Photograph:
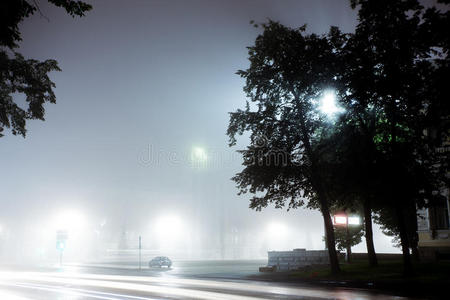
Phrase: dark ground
[{"left": 250, "top": 259, "right": 450, "bottom": 299}]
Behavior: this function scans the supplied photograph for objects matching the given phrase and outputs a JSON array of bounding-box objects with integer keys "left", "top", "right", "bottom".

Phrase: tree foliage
[
  {"left": 230, "top": 0, "right": 449, "bottom": 275},
  {"left": 333, "top": 225, "right": 364, "bottom": 253},
  {"left": 0, "top": 0, "right": 92, "bottom": 137},
  {"left": 228, "top": 21, "right": 347, "bottom": 274},
  {"left": 342, "top": 0, "right": 449, "bottom": 274},
  {"left": 228, "top": 22, "right": 345, "bottom": 209}
]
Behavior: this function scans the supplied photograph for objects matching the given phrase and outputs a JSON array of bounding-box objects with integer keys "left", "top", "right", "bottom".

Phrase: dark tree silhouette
[
  {"left": 344, "top": 0, "right": 449, "bottom": 275},
  {"left": 331, "top": 222, "right": 364, "bottom": 264},
  {"left": 230, "top": 0, "right": 448, "bottom": 277},
  {"left": 316, "top": 120, "right": 381, "bottom": 267},
  {"left": 228, "top": 21, "right": 346, "bottom": 274},
  {"left": 0, "top": 0, "right": 92, "bottom": 137}
]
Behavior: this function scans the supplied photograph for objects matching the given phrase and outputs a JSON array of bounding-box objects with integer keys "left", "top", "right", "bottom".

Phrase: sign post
[
  {"left": 333, "top": 213, "right": 361, "bottom": 263},
  {"left": 56, "top": 230, "right": 68, "bottom": 267},
  {"left": 139, "top": 235, "right": 142, "bottom": 271}
]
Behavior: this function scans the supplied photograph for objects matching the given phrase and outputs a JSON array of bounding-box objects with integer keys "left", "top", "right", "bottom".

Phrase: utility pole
[{"left": 139, "top": 235, "right": 142, "bottom": 271}]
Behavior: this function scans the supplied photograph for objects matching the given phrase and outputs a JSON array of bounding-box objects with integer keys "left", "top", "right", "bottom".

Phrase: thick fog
[{"left": 0, "top": 0, "right": 398, "bottom": 264}]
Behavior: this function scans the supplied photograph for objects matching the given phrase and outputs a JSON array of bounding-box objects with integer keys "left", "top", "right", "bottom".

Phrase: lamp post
[{"left": 139, "top": 235, "right": 142, "bottom": 271}]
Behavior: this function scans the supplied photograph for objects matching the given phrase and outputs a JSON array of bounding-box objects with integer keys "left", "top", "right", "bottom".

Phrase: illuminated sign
[
  {"left": 348, "top": 216, "right": 360, "bottom": 225},
  {"left": 334, "top": 215, "right": 347, "bottom": 225}
]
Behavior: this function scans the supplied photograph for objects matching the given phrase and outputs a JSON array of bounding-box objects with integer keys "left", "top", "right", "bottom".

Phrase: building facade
[
  {"left": 417, "top": 189, "right": 450, "bottom": 259},
  {"left": 417, "top": 124, "right": 450, "bottom": 260}
]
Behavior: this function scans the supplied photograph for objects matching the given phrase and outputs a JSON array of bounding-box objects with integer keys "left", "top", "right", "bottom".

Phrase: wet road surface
[{"left": 0, "top": 261, "right": 419, "bottom": 299}]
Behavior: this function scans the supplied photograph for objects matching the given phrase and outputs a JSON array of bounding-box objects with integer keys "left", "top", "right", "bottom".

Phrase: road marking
[{"left": 0, "top": 281, "right": 157, "bottom": 300}]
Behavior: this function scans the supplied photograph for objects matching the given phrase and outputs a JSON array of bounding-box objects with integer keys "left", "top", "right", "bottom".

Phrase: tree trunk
[
  {"left": 407, "top": 201, "right": 420, "bottom": 262},
  {"left": 295, "top": 103, "right": 340, "bottom": 274},
  {"left": 346, "top": 243, "right": 352, "bottom": 263},
  {"left": 363, "top": 198, "right": 378, "bottom": 266},
  {"left": 345, "top": 219, "right": 351, "bottom": 263},
  {"left": 388, "top": 109, "right": 413, "bottom": 276},
  {"left": 395, "top": 204, "right": 414, "bottom": 276},
  {"left": 412, "top": 246, "right": 420, "bottom": 262},
  {"left": 320, "top": 197, "right": 341, "bottom": 274}
]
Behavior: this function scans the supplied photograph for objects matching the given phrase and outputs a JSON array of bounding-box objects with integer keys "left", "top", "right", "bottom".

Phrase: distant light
[
  {"left": 154, "top": 215, "right": 184, "bottom": 240},
  {"left": 192, "top": 147, "right": 207, "bottom": 162},
  {"left": 348, "top": 216, "right": 361, "bottom": 225},
  {"left": 51, "top": 210, "right": 86, "bottom": 233},
  {"left": 265, "top": 222, "right": 290, "bottom": 251},
  {"left": 56, "top": 241, "right": 66, "bottom": 251},
  {"left": 319, "top": 90, "right": 343, "bottom": 116},
  {"left": 266, "top": 222, "right": 288, "bottom": 236},
  {"left": 334, "top": 215, "right": 347, "bottom": 225},
  {"left": 191, "top": 146, "right": 208, "bottom": 168}
]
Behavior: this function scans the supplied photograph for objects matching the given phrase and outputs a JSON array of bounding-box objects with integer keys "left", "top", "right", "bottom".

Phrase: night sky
[{"left": 1, "top": 0, "right": 402, "bottom": 259}]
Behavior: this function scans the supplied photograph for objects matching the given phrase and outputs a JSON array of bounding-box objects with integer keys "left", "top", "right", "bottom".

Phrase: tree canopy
[
  {"left": 0, "top": 0, "right": 92, "bottom": 137},
  {"left": 228, "top": 21, "right": 348, "bottom": 274},
  {"left": 229, "top": 0, "right": 449, "bottom": 275}
]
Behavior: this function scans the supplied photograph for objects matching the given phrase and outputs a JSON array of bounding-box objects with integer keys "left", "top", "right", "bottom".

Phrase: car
[{"left": 149, "top": 256, "right": 172, "bottom": 268}]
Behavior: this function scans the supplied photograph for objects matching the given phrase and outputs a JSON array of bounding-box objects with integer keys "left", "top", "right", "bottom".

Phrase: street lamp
[
  {"left": 318, "top": 90, "right": 344, "bottom": 117},
  {"left": 191, "top": 146, "right": 207, "bottom": 168},
  {"left": 266, "top": 222, "right": 289, "bottom": 251},
  {"left": 153, "top": 214, "right": 187, "bottom": 252},
  {"left": 266, "top": 222, "right": 288, "bottom": 237},
  {"left": 52, "top": 210, "right": 86, "bottom": 233}
]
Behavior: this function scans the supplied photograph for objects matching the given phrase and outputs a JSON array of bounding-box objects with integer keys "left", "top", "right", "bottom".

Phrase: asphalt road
[
  {"left": 67, "top": 260, "right": 268, "bottom": 278},
  {"left": 0, "top": 261, "right": 419, "bottom": 300}
]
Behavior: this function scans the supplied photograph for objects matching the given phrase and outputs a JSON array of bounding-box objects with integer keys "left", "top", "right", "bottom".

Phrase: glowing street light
[
  {"left": 266, "top": 222, "right": 288, "bottom": 237},
  {"left": 153, "top": 214, "right": 187, "bottom": 251},
  {"left": 191, "top": 146, "right": 208, "bottom": 168},
  {"left": 192, "top": 147, "right": 207, "bottom": 161},
  {"left": 318, "top": 90, "right": 343, "bottom": 117},
  {"left": 154, "top": 215, "right": 183, "bottom": 237},
  {"left": 51, "top": 210, "right": 86, "bottom": 234},
  {"left": 265, "top": 222, "right": 290, "bottom": 251}
]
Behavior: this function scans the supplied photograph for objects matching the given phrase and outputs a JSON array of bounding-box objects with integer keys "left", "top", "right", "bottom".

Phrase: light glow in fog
[
  {"left": 153, "top": 214, "right": 188, "bottom": 250},
  {"left": 266, "top": 222, "right": 288, "bottom": 237},
  {"left": 51, "top": 210, "right": 86, "bottom": 234},
  {"left": 319, "top": 90, "right": 343, "bottom": 117},
  {"left": 348, "top": 216, "right": 361, "bottom": 225},
  {"left": 265, "top": 222, "right": 291, "bottom": 251}
]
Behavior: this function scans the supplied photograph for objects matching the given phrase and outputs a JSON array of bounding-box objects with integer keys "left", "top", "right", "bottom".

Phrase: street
[{"left": 0, "top": 261, "right": 417, "bottom": 300}]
